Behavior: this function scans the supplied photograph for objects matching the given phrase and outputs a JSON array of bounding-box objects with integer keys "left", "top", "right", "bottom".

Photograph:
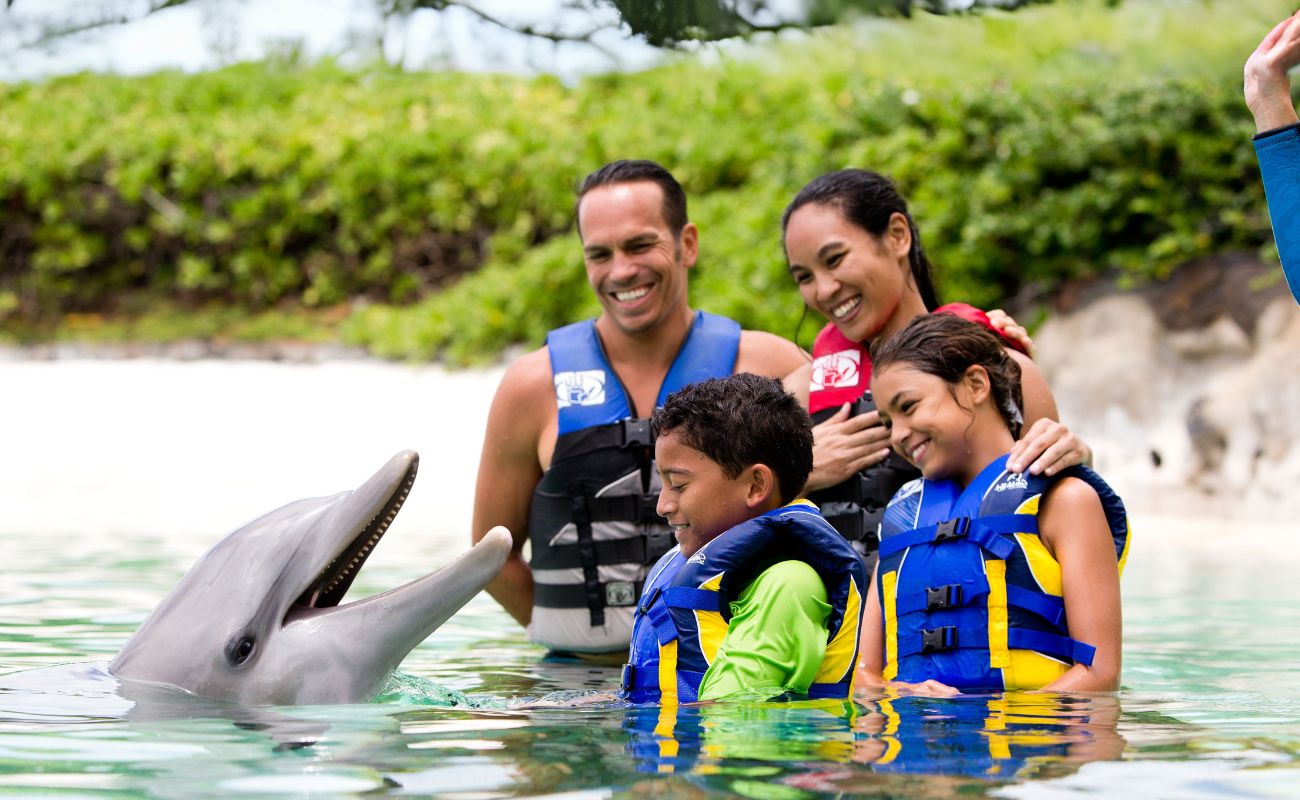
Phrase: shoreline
[{"left": 0, "top": 340, "right": 380, "bottom": 365}]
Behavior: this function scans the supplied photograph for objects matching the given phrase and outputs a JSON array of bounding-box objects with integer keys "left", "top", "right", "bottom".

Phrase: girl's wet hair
[
  {"left": 781, "top": 168, "right": 940, "bottom": 311},
  {"left": 870, "top": 314, "right": 1025, "bottom": 438}
]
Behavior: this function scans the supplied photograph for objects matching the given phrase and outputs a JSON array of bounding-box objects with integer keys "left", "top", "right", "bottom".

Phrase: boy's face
[{"left": 654, "top": 430, "right": 756, "bottom": 558}]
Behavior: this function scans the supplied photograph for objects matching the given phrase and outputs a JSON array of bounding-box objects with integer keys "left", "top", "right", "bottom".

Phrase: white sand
[{"left": 0, "top": 358, "right": 505, "bottom": 546}]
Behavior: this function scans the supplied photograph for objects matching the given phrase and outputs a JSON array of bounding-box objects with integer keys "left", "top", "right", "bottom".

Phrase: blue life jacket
[
  {"left": 527, "top": 311, "right": 741, "bottom": 653},
  {"left": 622, "top": 502, "right": 866, "bottom": 704},
  {"left": 876, "top": 454, "right": 1129, "bottom": 691}
]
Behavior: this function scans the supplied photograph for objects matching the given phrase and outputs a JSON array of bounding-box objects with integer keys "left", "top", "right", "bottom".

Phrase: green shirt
[{"left": 697, "top": 559, "right": 832, "bottom": 701}]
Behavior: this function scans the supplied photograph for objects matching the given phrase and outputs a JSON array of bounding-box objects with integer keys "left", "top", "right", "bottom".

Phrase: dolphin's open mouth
[{"left": 289, "top": 455, "right": 418, "bottom": 614}]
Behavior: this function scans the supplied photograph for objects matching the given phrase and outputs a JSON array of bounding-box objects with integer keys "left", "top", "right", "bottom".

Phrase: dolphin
[{"left": 107, "top": 450, "right": 510, "bottom": 706}]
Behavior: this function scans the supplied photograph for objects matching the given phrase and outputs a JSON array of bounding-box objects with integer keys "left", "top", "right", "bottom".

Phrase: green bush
[{"left": 0, "top": 0, "right": 1293, "bottom": 361}]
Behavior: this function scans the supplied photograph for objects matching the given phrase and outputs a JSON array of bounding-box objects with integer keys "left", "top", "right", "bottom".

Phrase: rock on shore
[{"left": 1033, "top": 255, "right": 1299, "bottom": 522}]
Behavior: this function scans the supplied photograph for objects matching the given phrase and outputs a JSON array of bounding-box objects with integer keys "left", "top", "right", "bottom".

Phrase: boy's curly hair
[{"left": 651, "top": 373, "right": 813, "bottom": 504}]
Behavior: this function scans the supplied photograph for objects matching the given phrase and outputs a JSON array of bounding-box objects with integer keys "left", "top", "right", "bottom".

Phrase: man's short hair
[
  {"left": 651, "top": 373, "right": 813, "bottom": 505},
  {"left": 576, "top": 159, "right": 689, "bottom": 237}
]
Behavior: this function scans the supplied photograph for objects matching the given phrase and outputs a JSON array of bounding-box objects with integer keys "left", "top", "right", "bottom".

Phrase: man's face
[
  {"left": 577, "top": 181, "right": 697, "bottom": 336},
  {"left": 654, "top": 430, "right": 754, "bottom": 558}
]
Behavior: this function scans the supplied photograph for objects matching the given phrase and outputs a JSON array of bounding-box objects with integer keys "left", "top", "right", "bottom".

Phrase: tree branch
[
  {"left": 388, "top": 0, "right": 620, "bottom": 60},
  {"left": 7, "top": 0, "right": 198, "bottom": 51}
]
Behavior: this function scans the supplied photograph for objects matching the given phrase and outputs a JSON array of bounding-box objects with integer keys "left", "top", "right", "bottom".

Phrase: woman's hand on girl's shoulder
[{"left": 1008, "top": 418, "right": 1091, "bottom": 476}]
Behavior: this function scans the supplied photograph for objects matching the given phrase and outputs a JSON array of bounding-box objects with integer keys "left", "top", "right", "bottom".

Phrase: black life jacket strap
[
  {"left": 571, "top": 493, "right": 605, "bottom": 626},
  {"left": 531, "top": 531, "right": 675, "bottom": 571},
  {"left": 534, "top": 578, "right": 647, "bottom": 610},
  {"left": 552, "top": 418, "right": 653, "bottom": 463}
]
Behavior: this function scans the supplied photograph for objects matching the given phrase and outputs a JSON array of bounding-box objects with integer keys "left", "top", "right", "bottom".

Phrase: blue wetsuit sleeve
[{"left": 1254, "top": 122, "right": 1300, "bottom": 303}]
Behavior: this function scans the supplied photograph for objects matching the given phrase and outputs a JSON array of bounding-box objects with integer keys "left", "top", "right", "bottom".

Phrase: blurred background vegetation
[{"left": 0, "top": 0, "right": 1293, "bottom": 362}]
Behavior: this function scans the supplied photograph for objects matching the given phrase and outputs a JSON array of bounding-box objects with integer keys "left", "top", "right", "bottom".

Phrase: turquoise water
[{"left": 3, "top": 517, "right": 1299, "bottom": 799}]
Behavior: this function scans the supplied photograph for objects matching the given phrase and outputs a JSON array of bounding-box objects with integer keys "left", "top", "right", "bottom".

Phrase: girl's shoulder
[{"left": 1038, "top": 474, "right": 1108, "bottom": 552}]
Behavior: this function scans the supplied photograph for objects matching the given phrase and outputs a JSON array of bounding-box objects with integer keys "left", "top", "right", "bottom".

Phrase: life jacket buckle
[
  {"left": 638, "top": 586, "right": 662, "bottom": 615},
  {"left": 925, "top": 584, "right": 964, "bottom": 611},
  {"left": 620, "top": 663, "right": 634, "bottom": 693},
  {"left": 621, "top": 418, "right": 652, "bottom": 449},
  {"left": 934, "top": 517, "right": 969, "bottom": 542},
  {"left": 921, "top": 626, "right": 957, "bottom": 653}
]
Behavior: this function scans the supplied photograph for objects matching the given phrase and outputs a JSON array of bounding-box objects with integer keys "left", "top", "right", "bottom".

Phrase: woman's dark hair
[
  {"left": 650, "top": 373, "right": 813, "bottom": 504},
  {"left": 870, "top": 314, "right": 1025, "bottom": 438},
  {"left": 781, "top": 169, "right": 940, "bottom": 311}
]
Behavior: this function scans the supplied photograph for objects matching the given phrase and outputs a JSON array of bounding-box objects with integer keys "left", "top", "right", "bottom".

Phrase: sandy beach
[{"left": 0, "top": 357, "right": 505, "bottom": 545}]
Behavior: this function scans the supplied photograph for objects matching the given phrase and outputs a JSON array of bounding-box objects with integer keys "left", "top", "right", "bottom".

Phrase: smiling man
[{"left": 470, "top": 160, "right": 806, "bottom": 659}]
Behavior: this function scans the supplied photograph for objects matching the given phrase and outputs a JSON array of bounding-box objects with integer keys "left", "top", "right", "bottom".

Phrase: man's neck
[
  {"left": 594, "top": 305, "right": 696, "bottom": 372},
  {"left": 594, "top": 306, "right": 696, "bottom": 418}
]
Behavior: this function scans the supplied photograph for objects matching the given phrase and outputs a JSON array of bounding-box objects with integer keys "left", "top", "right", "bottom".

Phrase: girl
[{"left": 859, "top": 314, "right": 1127, "bottom": 693}]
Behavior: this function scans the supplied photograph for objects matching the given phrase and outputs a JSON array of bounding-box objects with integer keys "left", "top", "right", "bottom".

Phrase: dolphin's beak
[{"left": 280, "top": 527, "right": 512, "bottom": 677}]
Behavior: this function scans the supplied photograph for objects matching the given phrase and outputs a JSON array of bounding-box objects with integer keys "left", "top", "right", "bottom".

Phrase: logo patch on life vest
[
  {"left": 890, "top": 478, "right": 924, "bottom": 505},
  {"left": 554, "top": 370, "right": 606, "bottom": 408},
  {"left": 810, "top": 349, "right": 861, "bottom": 391},
  {"left": 687, "top": 550, "right": 707, "bottom": 565},
  {"left": 994, "top": 473, "right": 1029, "bottom": 493}
]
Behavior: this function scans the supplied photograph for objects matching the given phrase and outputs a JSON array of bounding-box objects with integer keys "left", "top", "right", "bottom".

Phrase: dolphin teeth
[{"left": 291, "top": 456, "right": 418, "bottom": 612}]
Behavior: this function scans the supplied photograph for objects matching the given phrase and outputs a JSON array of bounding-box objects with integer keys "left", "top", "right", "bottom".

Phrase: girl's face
[
  {"left": 785, "top": 203, "right": 916, "bottom": 344},
  {"left": 872, "top": 363, "right": 976, "bottom": 482}
]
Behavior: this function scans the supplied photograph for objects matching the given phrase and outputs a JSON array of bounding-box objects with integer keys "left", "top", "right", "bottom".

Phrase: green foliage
[
  {"left": 1, "top": 0, "right": 1293, "bottom": 362},
  {"left": 20, "top": 301, "right": 339, "bottom": 346}
]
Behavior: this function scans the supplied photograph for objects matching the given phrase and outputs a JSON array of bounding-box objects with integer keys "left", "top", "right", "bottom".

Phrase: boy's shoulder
[{"left": 743, "top": 560, "right": 828, "bottom": 605}]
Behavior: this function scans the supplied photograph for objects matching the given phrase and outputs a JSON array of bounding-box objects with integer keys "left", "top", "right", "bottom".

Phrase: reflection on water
[{"left": 2, "top": 361, "right": 1299, "bottom": 797}]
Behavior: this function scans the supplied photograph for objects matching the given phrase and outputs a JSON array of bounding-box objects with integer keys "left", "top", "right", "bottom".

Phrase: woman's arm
[
  {"left": 1247, "top": 13, "right": 1300, "bottom": 304},
  {"left": 855, "top": 564, "right": 886, "bottom": 687},
  {"left": 1037, "top": 477, "right": 1123, "bottom": 693}
]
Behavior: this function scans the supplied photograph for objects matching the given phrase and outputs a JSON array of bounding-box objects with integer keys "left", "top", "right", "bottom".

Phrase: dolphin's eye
[{"left": 227, "top": 635, "right": 256, "bottom": 666}]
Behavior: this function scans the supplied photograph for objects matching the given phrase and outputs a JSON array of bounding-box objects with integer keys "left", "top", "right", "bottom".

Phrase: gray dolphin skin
[{"left": 109, "top": 450, "right": 511, "bottom": 706}]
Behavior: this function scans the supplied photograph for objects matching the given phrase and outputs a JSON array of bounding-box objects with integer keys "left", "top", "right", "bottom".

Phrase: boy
[{"left": 621, "top": 373, "right": 866, "bottom": 703}]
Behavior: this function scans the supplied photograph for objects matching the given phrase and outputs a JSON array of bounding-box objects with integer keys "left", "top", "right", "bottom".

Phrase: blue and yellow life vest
[
  {"left": 622, "top": 502, "right": 866, "bottom": 704},
  {"left": 877, "top": 454, "right": 1129, "bottom": 690},
  {"left": 528, "top": 311, "right": 741, "bottom": 653}
]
